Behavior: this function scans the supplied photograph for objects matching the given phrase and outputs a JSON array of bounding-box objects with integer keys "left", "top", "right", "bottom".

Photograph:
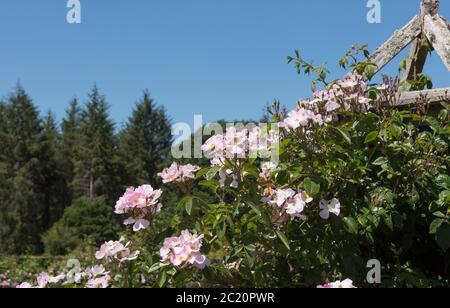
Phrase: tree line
[{"left": 0, "top": 84, "right": 173, "bottom": 254}]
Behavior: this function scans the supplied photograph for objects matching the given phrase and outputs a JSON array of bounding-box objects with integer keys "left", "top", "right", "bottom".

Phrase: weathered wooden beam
[
  {"left": 394, "top": 87, "right": 450, "bottom": 107},
  {"left": 368, "top": 16, "right": 422, "bottom": 74},
  {"left": 400, "top": 37, "right": 430, "bottom": 83},
  {"left": 421, "top": 0, "right": 440, "bottom": 16},
  {"left": 423, "top": 15, "right": 450, "bottom": 71}
]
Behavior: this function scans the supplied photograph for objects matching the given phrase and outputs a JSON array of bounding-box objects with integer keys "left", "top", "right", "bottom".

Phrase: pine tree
[
  {"left": 117, "top": 91, "right": 172, "bottom": 187},
  {"left": 0, "top": 100, "right": 11, "bottom": 252},
  {"left": 61, "top": 98, "right": 82, "bottom": 200},
  {"left": 39, "top": 111, "right": 70, "bottom": 229},
  {"left": 74, "top": 85, "right": 118, "bottom": 203},
  {"left": 0, "top": 85, "right": 45, "bottom": 253},
  {"left": 0, "top": 87, "right": 69, "bottom": 253}
]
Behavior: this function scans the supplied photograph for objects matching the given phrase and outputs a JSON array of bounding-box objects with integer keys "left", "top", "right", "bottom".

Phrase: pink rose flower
[
  {"left": 319, "top": 198, "right": 341, "bottom": 220},
  {"left": 95, "top": 237, "right": 140, "bottom": 264},
  {"left": 160, "top": 230, "right": 210, "bottom": 270},
  {"left": 115, "top": 184, "right": 163, "bottom": 232},
  {"left": 317, "top": 279, "right": 356, "bottom": 288}
]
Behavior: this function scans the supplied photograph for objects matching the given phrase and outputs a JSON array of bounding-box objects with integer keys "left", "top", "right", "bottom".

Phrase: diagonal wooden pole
[
  {"left": 423, "top": 15, "right": 450, "bottom": 71},
  {"left": 400, "top": 0, "right": 439, "bottom": 83}
]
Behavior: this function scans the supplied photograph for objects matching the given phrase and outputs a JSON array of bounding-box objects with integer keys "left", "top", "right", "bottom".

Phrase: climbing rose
[
  {"left": 95, "top": 237, "right": 140, "bottom": 264},
  {"left": 317, "top": 279, "right": 356, "bottom": 288},
  {"left": 202, "top": 126, "right": 277, "bottom": 162},
  {"left": 85, "top": 265, "right": 107, "bottom": 279},
  {"left": 260, "top": 161, "right": 278, "bottom": 179},
  {"left": 115, "top": 185, "right": 163, "bottom": 231},
  {"left": 85, "top": 275, "right": 110, "bottom": 289},
  {"left": 263, "top": 188, "right": 313, "bottom": 221},
  {"left": 85, "top": 265, "right": 110, "bottom": 289},
  {"left": 281, "top": 108, "right": 322, "bottom": 130},
  {"left": 160, "top": 230, "right": 210, "bottom": 270},
  {"left": 319, "top": 198, "right": 341, "bottom": 220},
  {"left": 219, "top": 168, "right": 239, "bottom": 189},
  {"left": 35, "top": 272, "right": 65, "bottom": 288},
  {"left": 158, "top": 162, "right": 200, "bottom": 184},
  {"left": 16, "top": 282, "right": 33, "bottom": 289}
]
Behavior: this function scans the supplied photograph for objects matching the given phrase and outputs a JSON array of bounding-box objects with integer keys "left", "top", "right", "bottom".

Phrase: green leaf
[
  {"left": 372, "top": 156, "right": 388, "bottom": 166},
  {"left": 276, "top": 231, "right": 290, "bottom": 250},
  {"left": 430, "top": 218, "right": 444, "bottom": 234},
  {"left": 343, "top": 217, "right": 359, "bottom": 234},
  {"left": 436, "top": 223, "right": 450, "bottom": 251},
  {"left": 304, "top": 177, "right": 320, "bottom": 197},
  {"left": 433, "top": 211, "right": 446, "bottom": 219},
  {"left": 195, "top": 167, "right": 210, "bottom": 179},
  {"left": 206, "top": 165, "right": 221, "bottom": 180},
  {"left": 335, "top": 127, "right": 352, "bottom": 145},
  {"left": 384, "top": 215, "right": 394, "bottom": 231},
  {"left": 199, "top": 180, "right": 219, "bottom": 193},
  {"left": 157, "top": 270, "right": 167, "bottom": 288},
  {"left": 178, "top": 195, "right": 194, "bottom": 215},
  {"left": 185, "top": 197, "right": 193, "bottom": 216},
  {"left": 248, "top": 202, "right": 262, "bottom": 217},
  {"left": 147, "top": 263, "right": 166, "bottom": 273},
  {"left": 365, "top": 131, "right": 379, "bottom": 144},
  {"left": 244, "top": 251, "right": 255, "bottom": 269}
]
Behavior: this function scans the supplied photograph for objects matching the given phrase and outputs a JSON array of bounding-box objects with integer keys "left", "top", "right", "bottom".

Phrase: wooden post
[{"left": 421, "top": 0, "right": 440, "bottom": 16}]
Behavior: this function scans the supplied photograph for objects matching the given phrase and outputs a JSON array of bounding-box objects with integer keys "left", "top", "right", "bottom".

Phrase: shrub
[
  {"left": 42, "top": 221, "right": 79, "bottom": 256},
  {"left": 43, "top": 197, "right": 121, "bottom": 256},
  {"left": 15, "top": 47, "right": 450, "bottom": 288}
]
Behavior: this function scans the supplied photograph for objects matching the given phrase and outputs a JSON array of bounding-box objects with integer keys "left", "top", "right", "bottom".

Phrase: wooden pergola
[{"left": 362, "top": 0, "right": 449, "bottom": 107}]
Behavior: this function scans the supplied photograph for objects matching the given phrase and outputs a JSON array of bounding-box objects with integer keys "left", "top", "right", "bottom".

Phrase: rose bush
[{"left": 14, "top": 47, "right": 449, "bottom": 288}]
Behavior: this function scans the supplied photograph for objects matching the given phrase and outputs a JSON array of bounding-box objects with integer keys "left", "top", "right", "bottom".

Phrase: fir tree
[
  {"left": 75, "top": 85, "right": 118, "bottom": 203},
  {"left": 61, "top": 98, "right": 82, "bottom": 200},
  {"left": 1, "top": 85, "right": 45, "bottom": 253},
  {"left": 117, "top": 91, "right": 172, "bottom": 187}
]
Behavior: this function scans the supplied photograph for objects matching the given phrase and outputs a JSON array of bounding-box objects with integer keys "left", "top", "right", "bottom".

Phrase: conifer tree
[
  {"left": 61, "top": 98, "right": 82, "bottom": 200},
  {"left": 0, "top": 87, "right": 69, "bottom": 253},
  {"left": 117, "top": 91, "right": 172, "bottom": 187},
  {"left": 75, "top": 85, "right": 118, "bottom": 203},
  {"left": 1, "top": 86, "right": 45, "bottom": 253}
]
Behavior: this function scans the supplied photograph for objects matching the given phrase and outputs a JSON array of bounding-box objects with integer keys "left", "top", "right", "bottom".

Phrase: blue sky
[{"left": 0, "top": 0, "right": 449, "bottom": 128}]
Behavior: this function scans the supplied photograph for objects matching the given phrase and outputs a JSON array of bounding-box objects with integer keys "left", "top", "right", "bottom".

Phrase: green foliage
[
  {"left": 117, "top": 91, "right": 173, "bottom": 188},
  {"left": 51, "top": 197, "right": 121, "bottom": 248},
  {"left": 0, "top": 86, "right": 69, "bottom": 254},
  {"left": 42, "top": 221, "right": 80, "bottom": 256}
]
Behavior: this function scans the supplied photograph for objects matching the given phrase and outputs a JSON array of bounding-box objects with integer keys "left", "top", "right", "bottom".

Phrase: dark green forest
[{"left": 0, "top": 85, "right": 174, "bottom": 255}]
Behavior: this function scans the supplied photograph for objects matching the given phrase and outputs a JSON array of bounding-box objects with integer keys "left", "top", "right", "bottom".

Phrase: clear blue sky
[{"left": 0, "top": 0, "right": 449, "bottom": 128}]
